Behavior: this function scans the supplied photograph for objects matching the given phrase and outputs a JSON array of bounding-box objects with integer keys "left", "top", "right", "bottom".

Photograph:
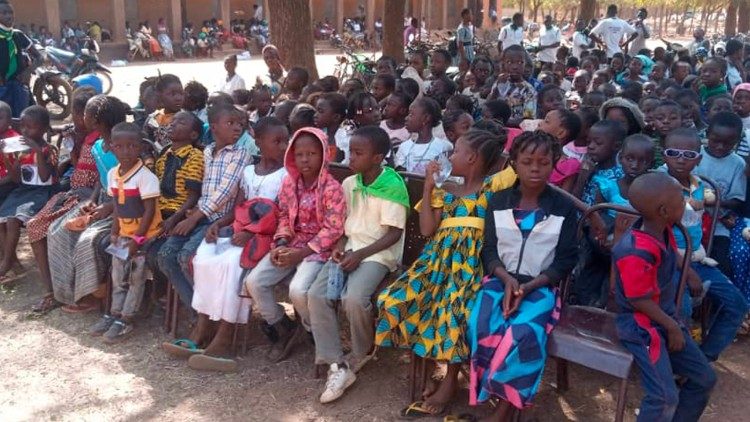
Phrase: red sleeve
[{"left": 616, "top": 254, "right": 657, "bottom": 300}]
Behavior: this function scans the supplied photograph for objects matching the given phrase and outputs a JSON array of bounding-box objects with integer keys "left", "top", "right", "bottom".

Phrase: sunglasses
[{"left": 664, "top": 148, "right": 700, "bottom": 160}]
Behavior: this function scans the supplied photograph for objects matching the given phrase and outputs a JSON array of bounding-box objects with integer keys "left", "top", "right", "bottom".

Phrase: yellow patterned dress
[{"left": 375, "top": 169, "right": 516, "bottom": 363}]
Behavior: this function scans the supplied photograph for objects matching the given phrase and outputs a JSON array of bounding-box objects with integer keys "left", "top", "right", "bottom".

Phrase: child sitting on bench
[{"left": 308, "top": 126, "right": 408, "bottom": 403}]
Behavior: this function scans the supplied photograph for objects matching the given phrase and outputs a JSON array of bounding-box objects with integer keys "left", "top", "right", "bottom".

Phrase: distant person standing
[
  {"left": 498, "top": 12, "right": 524, "bottom": 52},
  {"left": 403, "top": 17, "right": 419, "bottom": 48},
  {"left": 627, "top": 8, "right": 650, "bottom": 54},
  {"left": 589, "top": 4, "right": 637, "bottom": 58},
  {"left": 254, "top": 4, "right": 264, "bottom": 21},
  {"left": 0, "top": 1, "right": 37, "bottom": 117},
  {"left": 689, "top": 28, "right": 711, "bottom": 57},
  {"left": 536, "top": 15, "right": 561, "bottom": 66},
  {"left": 572, "top": 19, "right": 593, "bottom": 58},
  {"left": 456, "top": 8, "right": 475, "bottom": 65}
]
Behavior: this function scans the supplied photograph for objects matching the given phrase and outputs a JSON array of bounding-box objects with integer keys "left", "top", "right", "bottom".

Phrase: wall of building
[{"left": 14, "top": 0, "right": 47, "bottom": 28}]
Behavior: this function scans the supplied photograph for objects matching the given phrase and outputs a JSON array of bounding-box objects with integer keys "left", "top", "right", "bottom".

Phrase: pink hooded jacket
[{"left": 274, "top": 127, "right": 346, "bottom": 260}]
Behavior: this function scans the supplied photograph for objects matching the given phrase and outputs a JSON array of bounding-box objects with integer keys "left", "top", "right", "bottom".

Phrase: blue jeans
[
  {"left": 691, "top": 263, "right": 748, "bottom": 361},
  {"left": 0, "top": 80, "right": 30, "bottom": 118},
  {"left": 156, "top": 221, "right": 209, "bottom": 307},
  {"left": 622, "top": 328, "right": 716, "bottom": 422}
]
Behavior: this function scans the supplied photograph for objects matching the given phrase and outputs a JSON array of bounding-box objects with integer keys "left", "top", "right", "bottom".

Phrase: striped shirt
[{"left": 197, "top": 142, "right": 250, "bottom": 222}]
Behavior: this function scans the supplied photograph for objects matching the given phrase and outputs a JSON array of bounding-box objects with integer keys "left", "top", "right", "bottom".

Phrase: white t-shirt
[
  {"left": 537, "top": 25, "right": 561, "bottom": 63},
  {"left": 241, "top": 165, "right": 287, "bottom": 201},
  {"left": 395, "top": 137, "right": 453, "bottom": 174},
  {"left": 379, "top": 120, "right": 411, "bottom": 147},
  {"left": 572, "top": 31, "right": 591, "bottom": 58},
  {"left": 218, "top": 73, "right": 246, "bottom": 95},
  {"left": 629, "top": 22, "right": 650, "bottom": 53},
  {"left": 498, "top": 24, "right": 524, "bottom": 50},
  {"left": 590, "top": 17, "right": 636, "bottom": 57}
]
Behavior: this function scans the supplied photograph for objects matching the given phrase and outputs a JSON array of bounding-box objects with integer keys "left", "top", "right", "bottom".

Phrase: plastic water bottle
[
  {"left": 216, "top": 227, "right": 234, "bottom": 255},
  {"left": 433, "top": 152, "right": 452, "bottom": 188},
  {"left": 326, "top": 262, "right": 346, "bottom": 300}
]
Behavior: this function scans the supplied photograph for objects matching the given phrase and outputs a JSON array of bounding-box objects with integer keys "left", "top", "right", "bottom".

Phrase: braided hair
[
  {"left": 460, "top": 129, "right": 505, "bottom": 173},
  {"left": 84, "top": 94, "right": 128, "bottom": 135},
  {"left": 509, "top": 130, "right": 562, "bottom": 164}
]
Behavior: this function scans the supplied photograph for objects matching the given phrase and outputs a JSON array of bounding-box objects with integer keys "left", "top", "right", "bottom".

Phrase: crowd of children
[{"left": 4, "top": 5, "right": 750, "bottom": 420}]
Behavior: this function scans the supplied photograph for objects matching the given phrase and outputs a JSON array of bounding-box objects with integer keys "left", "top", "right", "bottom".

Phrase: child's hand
[
  {"left": 666, "top": 322, "right": 686, "bottom": 352},
  {"left": 686, "top": 268, "right": 704, "bottom": 298},
  {"left": 126, "top": 238, "right": 139, "bottom": 257},
  {"left": 501, "top": 275, "right": 520, "bottom": 319},
  {"left": 277, "top": 247, "right": 305, "bottom": 267},
  {"left": 231, "top": 231, "right": 253, "bottom": 247},
  {"left": 270, "top": 247, "right": 288, "bottom": 266},
  {"left": 204, "top": 222, "right": 221, "bottom": 243},
  {"left": 110, "top": 234, "right": 120, "bottom": 246},
  {"left": 424, "top": 161, "right": 439, "bottom": 190},
  {"left": 160, "top": 215, "right": 179, "bottom": 236},
  {"left": 79, "top": 201, "right": 95, "bottom": 215},
  {"left": 20, "top": 137, "right": 43, "bottom": 153},
  {"left": 339, "top": 250, "right": 363, "bottom": 272},
  {"left": 332, "top": 245, "right": 346, "bottom": 263},
  {"left": 506, "top": 284, "right": 527, "bottom": 317},
  {"left": 172, "top": 217, "right": 198, "bottom": 237},
  {"left": 91, "top": 204, "right": 111, "bottom": 221}
]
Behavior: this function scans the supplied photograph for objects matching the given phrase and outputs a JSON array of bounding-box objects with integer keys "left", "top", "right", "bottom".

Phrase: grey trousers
[
  {"left": 244, "top": 252, "right": 324, "bottom": 329},
  {"left": 308, "top": 261, "right": 389, "bottom": 365},
  {"left": 110, "top": 255, "right": 147, "bottom": 319}
]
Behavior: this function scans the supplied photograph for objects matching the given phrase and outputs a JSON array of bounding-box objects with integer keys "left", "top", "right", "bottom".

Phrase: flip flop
[
  {"left": 398, "top": 401, "right": 449, "bottom": 419},
  {"left": 31, "top": 294, "right": 60, "bottom": 314},
  {"left": 162, "top": 339, "right": 205, "bottom": 359},
  {"left": 61, "top": 302, "right": 99, "bottom": 314},
  {"left": 187, "top": 353, "right": 238, "bottom": 372},
  {"left": 0, "top": 268, "right": 26, "bottom": 286}
]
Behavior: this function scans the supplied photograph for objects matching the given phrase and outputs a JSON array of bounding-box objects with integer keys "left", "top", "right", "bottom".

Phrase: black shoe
[
  {"left": 267, "top": 315, "right": 297, "bottom": 362},
  {"left": 260, "top": 320, "right": 279, "bottom": 343}
]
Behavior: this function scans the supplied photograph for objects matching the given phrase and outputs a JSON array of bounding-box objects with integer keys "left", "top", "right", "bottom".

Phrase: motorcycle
[
  {"left": 28, "top": 44, "right": 73, "bottom": 120},
  {"left": 128, "top": 31, "right": 151, "bottom": 61},
  {"left": 42, "top": 45, "right": 113, "bottom": 95}
]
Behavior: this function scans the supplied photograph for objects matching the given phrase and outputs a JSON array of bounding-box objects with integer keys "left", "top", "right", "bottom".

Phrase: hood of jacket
[{"left": 284, "top": 127, "right": 331, "bottom": 186}]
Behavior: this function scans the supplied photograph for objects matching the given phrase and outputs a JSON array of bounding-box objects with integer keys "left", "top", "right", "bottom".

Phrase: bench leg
[
  {"left": 164, "top": 284, "right": 173, "bottom": 332},
  {"left": 556, "top": 358, "right": 569, "bottom": 391},
  {"left": 615, "top": 377, "right": 629, "bottom": 422},
  {"left": 169, "top": 288, "right": 179, "bottom": 338},
  {"left": 409, "top": 352, "right": 428, "bottom": 402}
]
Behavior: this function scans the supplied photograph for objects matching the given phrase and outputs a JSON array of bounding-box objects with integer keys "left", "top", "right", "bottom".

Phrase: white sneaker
[{"left": 319, "top": 363, "right": 356, "bottom": 404}]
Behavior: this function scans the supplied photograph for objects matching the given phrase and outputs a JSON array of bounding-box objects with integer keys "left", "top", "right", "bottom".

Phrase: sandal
[
  {"left": 31, "top": 294, "right": 60, "bottom": 314},
  {"left": 187, "top": 353, "right": 238, "bottom": 372},
  {"left": 61, "top": 302, "right": 99, "bottom": 314},
  {"left": 0, "top": 268, "right": 26, "bottom": 286},
  {"left": 398, "top": 401, "right": 449, "bottom": 419},
  {"left": 162, "top": 339, "right": 205, "bottom": 359}
]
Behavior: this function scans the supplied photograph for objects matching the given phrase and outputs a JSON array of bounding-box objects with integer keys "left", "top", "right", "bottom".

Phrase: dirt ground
[{"left": 1, "top": 237, "right": 750, "bottom": 422}]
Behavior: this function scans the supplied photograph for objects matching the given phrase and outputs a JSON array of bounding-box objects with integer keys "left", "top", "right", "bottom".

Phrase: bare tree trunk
[
  {"left": 725, "top": 1, "right": 736, "bottom": 35},
  {"left": 579, "top": 0, "right": 596, "bottom": 22},
  {"left": 383, "top": 0, "right": 406, "bottom": 63},
  {"left": 269, "top": 0, "right": 318, "bottom": 80},
  {"left": 739, "top": 0, "right": 750, "bottom": 33}
]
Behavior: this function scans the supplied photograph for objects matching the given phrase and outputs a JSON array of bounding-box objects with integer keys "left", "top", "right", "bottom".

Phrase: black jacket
[{"left": 482, "top": 183, "right": 579, "bottom": 285}]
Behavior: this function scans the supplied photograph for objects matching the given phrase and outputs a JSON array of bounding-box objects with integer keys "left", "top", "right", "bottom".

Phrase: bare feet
[
  {"left": 422, "top": 364, "right": 460, "bottom": 414},
  {"left": 187, "top": 314, "right": 215, "bottom": 348},
  {"left": 203, "top": 321, "right": 234, "bottom": 357}
]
